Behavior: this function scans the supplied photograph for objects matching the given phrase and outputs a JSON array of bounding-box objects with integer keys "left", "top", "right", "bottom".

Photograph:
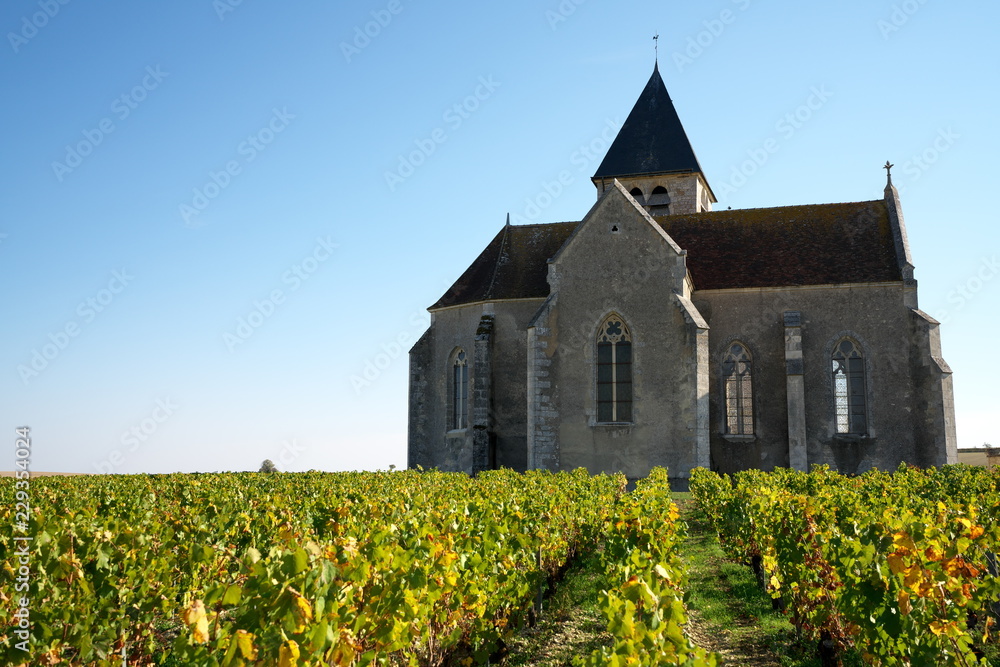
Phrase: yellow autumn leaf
[
  {"left": 235, "top": 630, "right": 257, "bottom": 660},
  {"left": 887, "top": 553, "right": 906, "bottom": 575},
  {"left": 279, "top": 639, "right": 300, "bottom": 667},
  {"left": 924, "top": 545, "right": 943, "bottom": 562},
  {"left": 903, "top": 565, "right": 923, "bottom": 592},
  {"left": 897, "top": 589, "right": 912, "bottom": 616},
  {"left": 293, "top": 595, "right": 313, "bottom": 632},
  {"left": 891, "top": 531, "right": 914, "bottom": 552},
  {"left": 183, "top": 599, "right": 210, "bottom": 644}
]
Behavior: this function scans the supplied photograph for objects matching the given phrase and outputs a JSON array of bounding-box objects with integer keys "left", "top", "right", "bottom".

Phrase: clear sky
[{"left": 2, "top": 0, "right": 997, "bottom": 474}]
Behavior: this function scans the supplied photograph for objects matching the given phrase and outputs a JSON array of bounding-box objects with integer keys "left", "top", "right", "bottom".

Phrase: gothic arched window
[
  {"left": 452, "top": 350, "right": 468, "bottom": 430},
  {"left": 597, "top": 315, "right": 632, "bottom": 423},
  {"left": 832, "top": 338, "right": 867, "bottom": 434},
  {"left": 722, "top": 342, "right": 753, "bottom": 435}
]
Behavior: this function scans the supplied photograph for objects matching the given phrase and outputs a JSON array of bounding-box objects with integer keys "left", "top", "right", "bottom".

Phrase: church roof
[
  {"left": 431, "top": 221, "right": 577, "bottom": 310},
  {"left": 431, "top": 200, "right": 902, "bottom": 310},
  {"left": 656, "top": 200, "right": 903, "bottom": 290},
  {"left": 593, "top": 64, "right": 706, "bottom": 180}
]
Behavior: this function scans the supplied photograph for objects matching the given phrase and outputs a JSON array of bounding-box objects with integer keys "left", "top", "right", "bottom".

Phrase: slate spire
[{"left": 593, "top": 63, "right": 706, "bottom": 180}]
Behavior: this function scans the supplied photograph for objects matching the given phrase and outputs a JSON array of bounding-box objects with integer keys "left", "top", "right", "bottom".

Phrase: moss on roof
[
  {"left": 431, "top": 200, "right": 902, "bottom": 310},
  {"left": 656, "top": 200, "right": 901, "bottom": 290},
  {"left": 431, "top": 222, "right": 578, "bottom": 310}
]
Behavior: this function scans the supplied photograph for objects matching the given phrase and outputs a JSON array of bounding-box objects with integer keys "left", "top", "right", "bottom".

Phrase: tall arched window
[
  {"left": 832, "top": 339, "right": 867, "bottom": 434},
  {"left": 452, "top": 350, "right": 468, "bottom": 430},
  {"left": 722, "top": 342, "right": 753, "bottom": 435},
  {"left": 597, "top": 315, "right": 632, "bottom": 423}
]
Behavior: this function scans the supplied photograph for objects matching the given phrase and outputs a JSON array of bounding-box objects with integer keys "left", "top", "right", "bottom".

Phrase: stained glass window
[
  {"left": 832, "top": 339, "right": 866, "bottom": 434},
  {"left": 722, "top": 342, "right": 754, "bottom": 435}
]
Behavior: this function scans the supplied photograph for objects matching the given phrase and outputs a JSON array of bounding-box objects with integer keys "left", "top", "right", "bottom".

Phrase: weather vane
[{"left": 653, "top": 33, "right": 659, "bottom": 63}]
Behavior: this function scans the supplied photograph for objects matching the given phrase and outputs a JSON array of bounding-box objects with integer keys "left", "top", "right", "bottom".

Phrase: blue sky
[{"left": 2, "top": 0, "right": 996, "bottom": 474}]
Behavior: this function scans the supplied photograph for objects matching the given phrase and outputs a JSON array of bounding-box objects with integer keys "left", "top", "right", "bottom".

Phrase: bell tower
[{"left": 592, "top": 63, "right": 715, "bottom": 216}]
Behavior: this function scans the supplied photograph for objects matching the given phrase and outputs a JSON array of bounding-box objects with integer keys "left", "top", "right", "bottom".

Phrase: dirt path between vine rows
[{"left": 675, "top": 498, "right": 784, "bottom": 666}]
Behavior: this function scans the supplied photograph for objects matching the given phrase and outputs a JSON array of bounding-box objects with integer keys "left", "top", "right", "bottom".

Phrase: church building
[{"left": 407, "top": 63, "right": 957, "bottom": 488}]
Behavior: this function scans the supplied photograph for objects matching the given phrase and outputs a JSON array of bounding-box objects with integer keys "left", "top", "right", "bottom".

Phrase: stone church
[{"left": 408, "top": 63, "right": 957, "bottom": 488}]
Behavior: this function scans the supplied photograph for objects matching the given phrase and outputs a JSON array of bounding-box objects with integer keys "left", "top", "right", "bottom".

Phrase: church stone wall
[
  {"left": 489, "top": 300, "right": 545, "bottom": 471},
  {"left": 408, "top": 300, "right": 541, "bottom": 473},
  {"left": 694, "top": 283, "right": 936, "bottom": 476},
  {"left": 909, "top": 309, "right": 958, "bottom": 467},
  {"left": 595, "top": 173, "right": 710, "bottom": 214},
  {"left": 537, "top": 188, "right": 703, "bottom": 488},
  {"left": 407, "top": 304, "right": 483, "bottom": 473}
]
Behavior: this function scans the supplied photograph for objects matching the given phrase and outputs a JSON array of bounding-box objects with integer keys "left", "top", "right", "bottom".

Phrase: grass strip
[
  {"left": 674, "top": 492, "right": 865, "bottom": 667},
  {"left": 502, "top": 547, "right": 612, "bottom": 666}
]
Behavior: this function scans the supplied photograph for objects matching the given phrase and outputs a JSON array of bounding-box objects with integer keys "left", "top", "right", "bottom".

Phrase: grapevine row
[
  {"left": 2, "top": 467, "right": 710, "bottom": 666},
  {"left": 689, "top": 464, "right": 1000, "bottom": 666}
]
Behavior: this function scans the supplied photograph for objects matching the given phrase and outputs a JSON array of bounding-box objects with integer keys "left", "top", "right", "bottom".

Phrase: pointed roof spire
[{"left": 593, "top": 65, "right": 706, "bottom": 181}]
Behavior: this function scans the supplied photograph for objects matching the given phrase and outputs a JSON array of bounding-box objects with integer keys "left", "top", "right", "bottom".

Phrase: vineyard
[
  {"left": 0, "top": 467, "right": 716, "bottom": 666},
  {"left": 2, "top": 465, "right": 999, "bottom": 666},
  {"left": 690, "top": 464, "right": 1000, "bottom": 666}
]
